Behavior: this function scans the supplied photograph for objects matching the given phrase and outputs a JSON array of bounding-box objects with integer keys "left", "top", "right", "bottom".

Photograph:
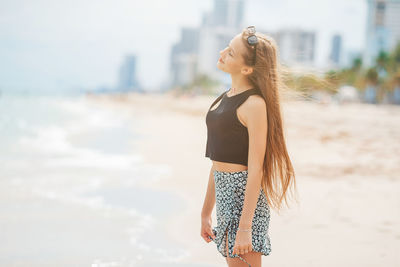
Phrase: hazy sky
[{"left": 0, "top": 0, "right": 366, "bottom": 92}]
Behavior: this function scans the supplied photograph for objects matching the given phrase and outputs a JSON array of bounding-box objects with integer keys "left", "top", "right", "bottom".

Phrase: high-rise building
[
  {"left": 197, "top": 0, "right": 245, "bottom": 83},
  {"left": 273, "top": 29, "right": 316, "bottom": 67},
  {"left": 170, "top": 27, "right": 200, "bottom": 86},
  {"left": 170, "top": 0, "right": 245, "bottom": 88},
  {"left": 202, "top": 0, "right": 245, "bottom": 28},
  {"left": 118, "top": 55, "right": 140, "bottom": 92},
  {"left": 197, "top": 27, "right": 238, "bottom": 80},
  {"left": 364, "top": 0, "right": 400, "bottom": 66},
  {"left": 330, "top": 34, "right": 342, "bottom": 66}
]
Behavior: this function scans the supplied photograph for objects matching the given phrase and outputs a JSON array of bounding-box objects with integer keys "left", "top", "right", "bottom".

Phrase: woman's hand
[
  {"left": 233, "top": 230, "right": 253, "bottom": 255},
  {"left": 200, "top": 215, "right": 216, "bottom": 243}
]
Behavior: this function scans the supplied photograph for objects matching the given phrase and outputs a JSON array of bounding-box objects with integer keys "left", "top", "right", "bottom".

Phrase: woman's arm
[
  {"left": 201, "top": 164, "right": 216, "bottom": 218},
  {"left": 238, "top": 96, "right": 268, "bottom": 229}
]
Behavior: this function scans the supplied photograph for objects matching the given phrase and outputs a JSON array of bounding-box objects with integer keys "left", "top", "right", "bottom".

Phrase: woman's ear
[{"left": 241, "top": 66, "right": 254, "bottom": 76}]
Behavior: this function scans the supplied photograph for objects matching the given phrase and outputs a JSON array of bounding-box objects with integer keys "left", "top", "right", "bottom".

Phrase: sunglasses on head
[{"left": 246, "top": 26, "right": 258, "bottom": 65}]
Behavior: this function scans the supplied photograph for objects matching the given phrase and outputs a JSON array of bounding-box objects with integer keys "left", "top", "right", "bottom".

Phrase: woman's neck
[{"left": 230, "top": 74, "right": 253, "bottom": 94}]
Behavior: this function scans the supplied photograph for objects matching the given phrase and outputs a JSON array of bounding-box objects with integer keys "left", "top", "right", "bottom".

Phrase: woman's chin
[{"left": 217, "top": 66, "right": 230, "bottom": 74}]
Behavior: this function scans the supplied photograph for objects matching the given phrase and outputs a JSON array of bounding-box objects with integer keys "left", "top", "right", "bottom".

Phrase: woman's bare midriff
[{"left": 212, "top": 160, "right": 248, "bottom": 172}]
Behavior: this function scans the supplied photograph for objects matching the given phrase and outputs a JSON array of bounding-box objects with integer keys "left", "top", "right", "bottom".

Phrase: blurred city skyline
[{"left": 0, "top": 0, "right": 367, "bottom": 93}]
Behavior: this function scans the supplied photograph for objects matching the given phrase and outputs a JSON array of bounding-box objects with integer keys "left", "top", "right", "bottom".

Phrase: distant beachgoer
[{"left": 200, "top": 26, "right": 298, "bottom": 267}]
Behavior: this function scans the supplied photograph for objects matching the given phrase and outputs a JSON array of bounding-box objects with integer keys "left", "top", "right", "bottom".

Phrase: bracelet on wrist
[{"left": 237, "top": 227, "right": 252, "bottom": 232}]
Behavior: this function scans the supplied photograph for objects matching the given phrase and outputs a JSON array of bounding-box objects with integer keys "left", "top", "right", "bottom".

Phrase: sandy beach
[{"left": 86, "top": 91, "right": 400, "bottom": 267}]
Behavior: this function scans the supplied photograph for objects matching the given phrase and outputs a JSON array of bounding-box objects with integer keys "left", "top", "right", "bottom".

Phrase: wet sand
[{"left": 87, "top": 92, "right": 400, "bottom": 267}]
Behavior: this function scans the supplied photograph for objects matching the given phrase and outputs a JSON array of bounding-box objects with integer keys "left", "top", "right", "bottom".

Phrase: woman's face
[{"left": 217, "top": 33, "right": 247, "bottom": 74}]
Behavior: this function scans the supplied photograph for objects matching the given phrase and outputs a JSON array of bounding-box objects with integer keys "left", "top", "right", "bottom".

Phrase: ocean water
[{"left": 0, "top": 93, "right": 191, "bottom": 266}]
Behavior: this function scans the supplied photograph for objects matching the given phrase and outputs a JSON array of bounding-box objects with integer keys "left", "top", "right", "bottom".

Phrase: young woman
[{"left": 200, "top": 26, "right": 297, "bottom": 267}]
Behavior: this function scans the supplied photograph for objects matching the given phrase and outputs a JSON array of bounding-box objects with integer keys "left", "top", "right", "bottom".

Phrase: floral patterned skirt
[{"left": 209, "top": 170, "right": 271, "bottom": 267}]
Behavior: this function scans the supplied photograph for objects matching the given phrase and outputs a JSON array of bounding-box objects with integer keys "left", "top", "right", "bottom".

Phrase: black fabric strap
[{"left": 208, "top": 91, "right": 227, "bottom": 112}]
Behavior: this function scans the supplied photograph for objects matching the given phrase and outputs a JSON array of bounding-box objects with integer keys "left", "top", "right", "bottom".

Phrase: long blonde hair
[{"left": 241, "top": 28, "right": 298, "bottom": 213}]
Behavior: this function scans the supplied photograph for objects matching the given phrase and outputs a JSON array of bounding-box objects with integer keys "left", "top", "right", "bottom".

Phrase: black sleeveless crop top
[{"left": 205, "top": 87, "right": 263, "bottom": 166}]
